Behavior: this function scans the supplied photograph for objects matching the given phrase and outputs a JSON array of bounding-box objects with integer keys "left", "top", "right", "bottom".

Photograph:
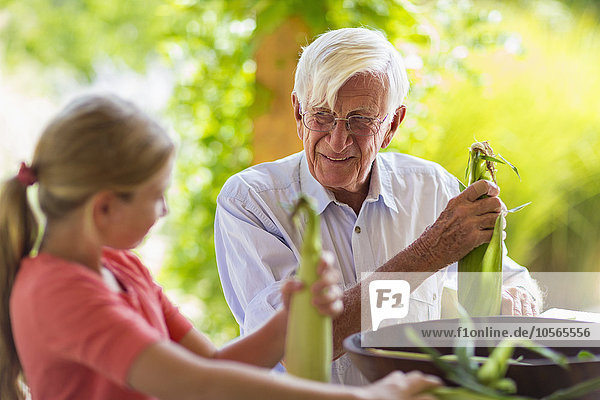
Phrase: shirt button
[
  {"left": 354, "top": 226, "right": 361, "bottom": 234},
  {"left": 433, "top": 293, "right": 437, "bottom": 301}
]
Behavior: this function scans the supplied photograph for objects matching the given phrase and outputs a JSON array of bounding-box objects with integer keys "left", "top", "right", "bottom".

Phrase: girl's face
[{"left": 102, "top": 158, "right": 173, "bottom": 249}]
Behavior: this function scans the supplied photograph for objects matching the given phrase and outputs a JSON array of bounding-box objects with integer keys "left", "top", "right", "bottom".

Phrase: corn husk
[
  {"left": 284, "top": 195, "right": 332, "bottom": 382},
  {"left": 404, "top": 327, "right": 600, "bottom": 399},
  {"left": 457, "top": 142, "right": 517, "bottom": 317}
]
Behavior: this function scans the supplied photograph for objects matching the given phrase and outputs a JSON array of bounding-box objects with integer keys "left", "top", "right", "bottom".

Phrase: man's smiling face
[{"left": 294, "top": 74, "right": 395, "bottom": 200}]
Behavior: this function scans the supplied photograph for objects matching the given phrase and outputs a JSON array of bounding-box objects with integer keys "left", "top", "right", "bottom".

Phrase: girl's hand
[
  {"left": 358, "top": 370, "right": 442, "bottom": 400},
  {"left": 281, "top": 251, "right": 343, "bottom": 318}
]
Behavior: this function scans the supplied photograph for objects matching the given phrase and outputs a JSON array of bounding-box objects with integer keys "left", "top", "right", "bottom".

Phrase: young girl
[{"left": 0, "top": 94, "right": 440, "bottom": 400}]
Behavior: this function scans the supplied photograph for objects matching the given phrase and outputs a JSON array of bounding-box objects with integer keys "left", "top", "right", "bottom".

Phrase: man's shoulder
[
  {"left": 218, "top": 151, "right": 303, "bottom": 200},
  {"left": 378, "top": 151, "right": 455, "bottom": 180}
]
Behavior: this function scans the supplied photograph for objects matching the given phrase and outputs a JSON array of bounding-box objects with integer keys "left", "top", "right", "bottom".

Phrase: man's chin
[{"left": 316, "top": 175, "right": 356, "bottom": 193}]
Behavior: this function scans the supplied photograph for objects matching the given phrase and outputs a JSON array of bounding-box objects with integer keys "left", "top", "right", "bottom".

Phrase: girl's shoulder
[
  {"left": 101, "top": 248, "right": 154, "bottom": 285},
  {"left": 18, "top": 253, "right": 101, "bottom": 286}
]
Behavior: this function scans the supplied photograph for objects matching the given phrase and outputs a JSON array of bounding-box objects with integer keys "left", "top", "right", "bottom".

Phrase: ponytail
[{"left": 0, "top": 175, "right": 39, "bottom": 400}]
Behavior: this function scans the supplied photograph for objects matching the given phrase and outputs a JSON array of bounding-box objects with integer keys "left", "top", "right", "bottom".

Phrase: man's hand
[
  {"left": 411, "top": 180, "right": 506, "bottom": 269},
  {"left": 281, "top": 251, "right": 343, "bottom": 318},
  {"left": 501, "top": 286, "right": 539, "bottom": 316}
]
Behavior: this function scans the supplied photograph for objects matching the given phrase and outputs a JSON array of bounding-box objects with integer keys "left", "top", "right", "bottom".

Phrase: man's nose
[{"left": 326, "top": 119, "right": 353, "bottom": 152}]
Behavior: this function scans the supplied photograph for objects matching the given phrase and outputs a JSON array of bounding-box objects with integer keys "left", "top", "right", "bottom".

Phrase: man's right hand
[{"left": 412, "top": 179, "right": 505, "bottom": 269}]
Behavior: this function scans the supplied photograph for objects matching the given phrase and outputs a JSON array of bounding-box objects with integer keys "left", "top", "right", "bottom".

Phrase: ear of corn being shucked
[
  {"left": 284, "top": 195, "right": 332, "bottom": 382},
  {"left": 458, "top": 141, "right": 520, "bottom": 317}
]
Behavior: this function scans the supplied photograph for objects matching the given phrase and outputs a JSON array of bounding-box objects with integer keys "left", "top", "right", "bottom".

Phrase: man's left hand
[{"left": 501, "top": 286, "right": 539, "bottom": 316}]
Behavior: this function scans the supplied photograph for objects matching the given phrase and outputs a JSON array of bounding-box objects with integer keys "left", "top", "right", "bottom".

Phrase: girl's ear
[{"left": 91, "top": 191, "right": 117, "bottom": 231}]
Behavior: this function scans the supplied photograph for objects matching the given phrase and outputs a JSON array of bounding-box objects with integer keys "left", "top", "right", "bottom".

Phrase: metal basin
[{"left": 344, "top": 316, "right": 600, "bottom": 398}]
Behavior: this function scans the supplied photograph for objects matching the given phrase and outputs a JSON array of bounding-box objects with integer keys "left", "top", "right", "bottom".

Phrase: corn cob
[
  {"left": 284, "top": 195, "right": 332, "bottom": 382},
  {"left": 458, "top": 142, "right": 516, "bottom": 317}
]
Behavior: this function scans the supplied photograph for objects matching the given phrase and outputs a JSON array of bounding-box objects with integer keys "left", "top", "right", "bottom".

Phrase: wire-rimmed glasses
[{"left": 301, "top": 109, "right": 388, "bottom": 136}]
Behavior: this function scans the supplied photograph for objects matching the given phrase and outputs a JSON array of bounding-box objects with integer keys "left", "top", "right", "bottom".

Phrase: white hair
[{"left": 293, "top": 27, "right": 409, "bottom": 116}]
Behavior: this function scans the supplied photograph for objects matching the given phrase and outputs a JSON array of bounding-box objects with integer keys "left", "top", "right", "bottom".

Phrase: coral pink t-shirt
[{"left": 10, "top": 248, "right": 193, "bottom": 400}]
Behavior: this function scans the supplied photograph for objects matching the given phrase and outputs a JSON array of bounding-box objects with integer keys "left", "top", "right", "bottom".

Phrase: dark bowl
[{"left": 344, "top": 316, "right": 600, "bottom": 399}]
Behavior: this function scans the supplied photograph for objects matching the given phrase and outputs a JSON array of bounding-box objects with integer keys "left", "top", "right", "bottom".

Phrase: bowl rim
[{"left": 343, "top": 316, "right": 600, "bottom": 367}]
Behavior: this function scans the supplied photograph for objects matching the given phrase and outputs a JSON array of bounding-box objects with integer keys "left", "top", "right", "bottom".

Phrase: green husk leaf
[
  {"left": 405, "top": 328, "right": 505, "bottom": 396},
  {"left": 365, "top": 348, "right": 495, "bottom": 363},
  {"left": 477, "top": 344, "right": 514, "bottom": 385},
  {"left": 512, "top": 339, "right": 568, "bottom": 368},
  {"left": 455, "top": 304, "right": 477, "bottom": 373},
  {"left": 458, "top": 213, "right": 504, "bottom": 316},
  {"left": 490, "top": 378, "right": 517, "bottom": 394},
  {"left": 366, "top": 348, "right": 530, "bottom": 366},
  {"left": 497, "top": 153, "right": 520, "bottom": 180},
  {"left": 542, "top": 376, "right": 600, "bottom": 400},
  {"left": 506, "top": 202, "right": 531, "bottom": 213},
  {"left": 482, "top": 338, "right": 567, "bottom": 369},
  {"left": 430, "top": 386, "right": 532, "bottom": 399},
  {"left": 481, "top": 213, "right": 504, "bottom": 274},
  {"left": 365, "top": 348, "right": 432, "bottom": 361},
  {"left": 404, "top": 313, "right": 594, "bottom": 400},
  {"left": 576, "top": 350, "right": 595, "bottom": 360},
  {"left": 480, "top": 155, "right": 507, "bottom": 165}
]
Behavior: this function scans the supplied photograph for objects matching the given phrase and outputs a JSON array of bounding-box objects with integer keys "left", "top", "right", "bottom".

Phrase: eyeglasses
[{"left": 301, "top": 109, "right": 388, "bottom": 137}]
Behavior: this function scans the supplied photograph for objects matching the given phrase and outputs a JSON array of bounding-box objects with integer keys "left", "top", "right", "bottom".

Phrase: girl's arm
[
  {"left": 127, "top": 339, "right": 441, "bottom": 400},
  {"left": 178, "top": 308, "right": 287, "bottom": 368},
  {"left": 179, "top": 255, "right": 343, "bottom": 368}
]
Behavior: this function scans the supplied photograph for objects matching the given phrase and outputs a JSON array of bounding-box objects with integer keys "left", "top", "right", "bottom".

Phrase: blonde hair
[
  {"left": 293, "top": 27, "right": 410, "bottom": 116},
  {"left": 0, "top": 94, "right": 175, "bottom": 399}
]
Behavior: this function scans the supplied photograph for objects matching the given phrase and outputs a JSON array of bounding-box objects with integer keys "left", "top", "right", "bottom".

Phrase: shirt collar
[
  {"left": 300, "top": 151, "right": 335, "bottom": 215},
  {"left": 366, "top": 155, "right": 399, "bottom": 213},
  {"left": 299, "top": 151, "right": 399, "bottom": 215},
  {"left": 367, "top": 154, "right": 398, "bottom": 212}
]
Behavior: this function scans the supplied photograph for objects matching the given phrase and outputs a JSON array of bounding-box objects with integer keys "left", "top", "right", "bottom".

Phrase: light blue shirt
[{"left": 215, "top": 150, "right": 529, "bottom": 385}]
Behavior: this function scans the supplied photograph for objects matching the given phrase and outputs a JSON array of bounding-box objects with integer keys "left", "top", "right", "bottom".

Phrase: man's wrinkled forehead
[{"left": 307, "top": 73, "right": 388, "bottom": 112}]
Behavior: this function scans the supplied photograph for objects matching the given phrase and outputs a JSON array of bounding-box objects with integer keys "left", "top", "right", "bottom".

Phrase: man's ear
[
  {"left": 381, "top": 105, "right": 407, "bottom": 149},
  {"left": 291, "top": 92, "right": 304, "bottom": 141}
]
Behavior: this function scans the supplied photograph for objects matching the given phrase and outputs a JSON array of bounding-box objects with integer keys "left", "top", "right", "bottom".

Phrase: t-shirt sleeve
[
  {"left": 121, "top": 251, "right": 194, "bottom": 342},
  {"left": 32, "top": 271, "right": 163, "bottom": 386},
  {"left": 155, "top": 284, "right": 194, "bottom": 342}
]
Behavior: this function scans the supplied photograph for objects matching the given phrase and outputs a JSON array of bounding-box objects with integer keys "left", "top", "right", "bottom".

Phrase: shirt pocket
[{"left": 407, "top": 279, "right": 441, "bottom": 321}]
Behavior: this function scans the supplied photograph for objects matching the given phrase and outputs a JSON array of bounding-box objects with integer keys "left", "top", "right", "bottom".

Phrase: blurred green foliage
[
  {"left": 390, "top": 2, "right": 600, "bottom": 276},
  {"left": 0, "top": 0, "right": 167, "bottom": 78},
  {"left": 2, "top": 0, "right": 599, "bottom": 343}
]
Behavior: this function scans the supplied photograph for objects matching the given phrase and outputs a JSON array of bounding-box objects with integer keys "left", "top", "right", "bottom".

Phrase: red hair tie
[{"left": 17, "top": 162, "right": 37, "bottom": 187}]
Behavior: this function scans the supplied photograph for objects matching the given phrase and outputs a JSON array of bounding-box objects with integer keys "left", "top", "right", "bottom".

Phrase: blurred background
[{"left": 1, "top": 0, "right": 599, "bottom": 345}]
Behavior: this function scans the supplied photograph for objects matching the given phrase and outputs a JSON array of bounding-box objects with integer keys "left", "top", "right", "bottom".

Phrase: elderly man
[{"left": 215, "top": 27, "right": 539, "bottom": 385}]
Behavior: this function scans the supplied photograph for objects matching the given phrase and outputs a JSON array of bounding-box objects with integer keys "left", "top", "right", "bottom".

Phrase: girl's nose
[{"left": 159, "top": 197, "right": 168, "bottom": 218}]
